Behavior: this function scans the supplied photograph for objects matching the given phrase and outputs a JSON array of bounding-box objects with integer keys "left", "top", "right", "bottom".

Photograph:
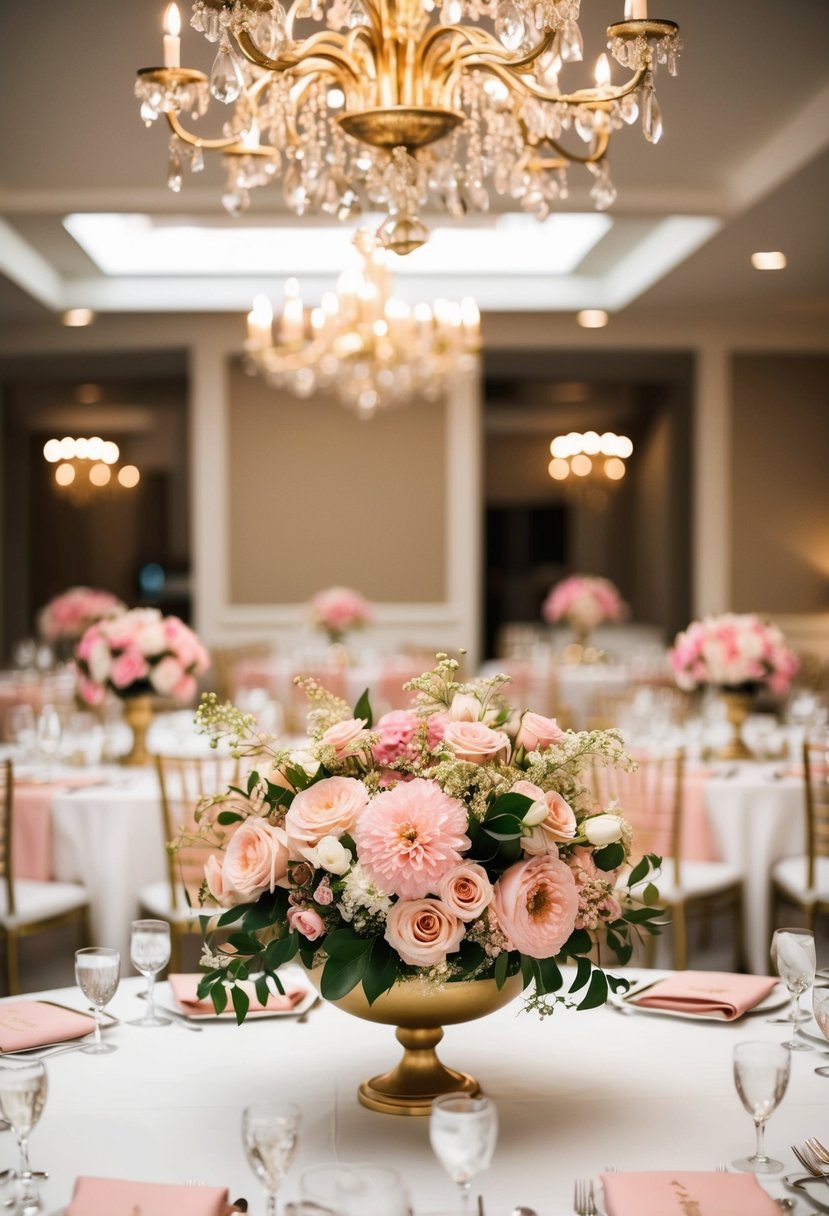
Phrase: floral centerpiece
[
  {"left": 309, "top": 585, "right": 373, "bottom": 647},
  {"left": 542, "top": 574, "right": 627, "bottom": 649},
  {"left": 669, "top": 613, "right": 798, "bottom": 759},
  {"left": 75, "top": 607, "right": 211, "bottom": 764},
  {"left": 37, "top": 586, "right": 125, "bottom": 647},
  {"left": 189, "top": 655, "right": 660, "bottom": 1108}
]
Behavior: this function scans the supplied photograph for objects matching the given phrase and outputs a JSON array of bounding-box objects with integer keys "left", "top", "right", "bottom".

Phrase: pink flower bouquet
[
  {"left": 542, "top": 575, "right": 627, "bottom": 634},
  {"left": 38, "top": 586, "right": 125, "bottom": 643},
  {"left": 191, "top": 655, "right": 660, "bottom": 1020},
  {"left": 75, "top": 607, "right": 211, "bottom": 706},
  {"left": 669, "top": 613, "right": 798, "bottom": 694},
  {"left": 309, "top": 586, "right": 373, "bottom": 644}
]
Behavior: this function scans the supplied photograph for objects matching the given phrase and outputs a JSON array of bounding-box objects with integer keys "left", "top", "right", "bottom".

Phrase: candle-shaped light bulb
[
  {"left": 625, "top": 0, "right": 647, "bottom": 18},
  {"left": 460, "top": 297, "right": 480, "bottom": 340},
  {"left": 163, "top": 3, "right": 181, "bottom": 68},
  {"left": 281, "top": 278, "right": 304, "bottom": 343},
  {"left": 594, "top": 53, "right": 611, "bottom": 89},
  {"left": 247, "top": 293, "right": 273, "bottom": 348},
  {"left": 241, "top": 119, "right": 261, "bottom": 151}
]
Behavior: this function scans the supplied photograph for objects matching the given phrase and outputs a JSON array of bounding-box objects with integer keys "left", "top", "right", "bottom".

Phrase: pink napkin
[
  {"left": 168, "top": 973, "right": 307, "bottom": 1016},
  {"left": 630, "top": 972, "right": 778, "bottom": 1020},
  {"left": 0, "top": 1000, "right": 95, "bottom": 1052},
  {"left": 600, "top": 1170, "right": 780, "bottom": 1215},
  {"left": 67, "top": 1176, "right": 229, "bottom": 1216}
]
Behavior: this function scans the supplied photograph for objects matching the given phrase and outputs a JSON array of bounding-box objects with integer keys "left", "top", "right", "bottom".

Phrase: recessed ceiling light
[
  {"left": 577, "top": 309, "right": 609, "bottom": 328},
  {"left": 61, "top": 307, "right": 95, "bottom": 327},
  {"left": 751, "top": 251, "right": 787, "bottom": 270}
]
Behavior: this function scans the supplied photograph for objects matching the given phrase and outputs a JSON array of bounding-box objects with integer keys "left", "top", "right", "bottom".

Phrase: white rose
[
  {"left": 150, "top": 655, "right": 184, "bottom": 696},
  {"left": 584, "top": 813, "right": 623, "bottom": 847},
  {"left": 449, "top": 693, "right": 481, "bottom": 722},
  {"left": 136, "top": 622, "right": 168, "bottom": 657},
  {"left": 306, "top": 834, "right": 352, "bottom": 875},
  {"left": 288, "top": 749, "right": 320, "bottom": 779},
  {"left": 522, "top": 799, "right": 549, "bottom": 827},
  {"left": 87, "top": 637, "right": 111, "bottom": 684}
]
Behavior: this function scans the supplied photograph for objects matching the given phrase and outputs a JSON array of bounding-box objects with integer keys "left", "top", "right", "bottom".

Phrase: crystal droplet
[
  {"left": 575, "top": 112, "right": 593, "bottom": 142},
  {"left": 210, "top": 39, "right": 245, "bottom": 104},
  {"left": 190, "top": 145, "right": 205, "bottom": 173},
  {"left": 167, "top": 144, "right": 183, "bottom": 193},
  {"left": 140, "top": 100, "right": 158, "bottom": 126},
  {"left": 495, "top": 2, "right": 525, "bottom": 51},
  {"left": 641, "top": 76, "right": 662, "bottom": 143},
  {"left": 647, "top": 94, "right": 662, "bottom": 143},
  {"left": 443, "top": 0, "right": 464, "bottom": 24},
  {"left": 558, "top": 18, "right": 582, "bottom": 63}
]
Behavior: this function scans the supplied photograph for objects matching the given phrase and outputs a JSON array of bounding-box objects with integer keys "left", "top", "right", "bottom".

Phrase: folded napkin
[
  {"left": 0, "top": 1000, "right": 94, "bottom": 1052},
  {"left": 630, "top": 971, "right": 778, "bottom": 1020},
  {"left": 168, "top": 973, "right": 307, "bottom": 1016},
  {"left": 600, "top": 1171, "right": 780, "bottom": 1216},
  {"left": 67, "top": 1177, "right": 229, "bottom": 1216}
]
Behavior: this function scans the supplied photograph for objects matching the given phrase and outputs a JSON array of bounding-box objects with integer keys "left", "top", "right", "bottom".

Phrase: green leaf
[
  {"left": 577, "top": 969, "right": 608, "bottom": 1010},
  {"left": 216, "top": 905, "right": 247, "bottom": 928},
  {"left": 211, "top": 983, "right": 229, "bottom": 1015},
  {"left": 353, "top": 688, "right": 373, "bottom": 729},
  {"left": 568, "top": 956, "right": 592, "bottom": 994},
  {"left": 488, "top": 792, "right": 533, "bottom": 818},
  {"left": 320, "top": 948, "right": 370, "bottom": 1000},
  {"left": 246, "top": 771, "right": 260, "bottom": 794},
  {"left": 228, "top": 932, "right": 263, "bottom": 955},
  {"left": 627, "top": 856, "right": 651, "bottom": 887},
  {"left": 624, "top": 906, "right": 664, "bottom": 924},
  {"left": 593, "top": 842, "right": 625, "bottom": 871},
  {"left": 263, "top": 933, "right": 300, "bottom": 971},
  {"left": 607, "top": 974, "right": 631, "bottom": 994},
  {"left": 254, "top": 974, "right": 271, "bottom": 1007},
  {"left": 216, "top": 810, "right": 245, "bottom": 825},
  {"left": 531, "top": 955, "right": 563, "bottom": 995},
  {"left": 494, "top": 950, "right": 509, "bottom": 990},
  {"left": 231, "top": 983, "right": 250, "bottom": 1025},
  {"left": 642, "top": 882, "right": 660, "bottom": 906},
  {"left": 363, "top": 939, "right": 399, "bottom": 1006},
  {"left": 451, "top": 942, "right": 487, "bottom": 980},
  {"left": 324, "top": 927, "right": 372, "bottom": 960},
  {"left": 562, "top": 928, "right": 592, "bottom": 956}
]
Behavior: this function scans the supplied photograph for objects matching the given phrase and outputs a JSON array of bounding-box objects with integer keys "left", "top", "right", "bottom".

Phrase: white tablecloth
[{"left": 7, "top": 971, "right": 828, "bottom": 1214}]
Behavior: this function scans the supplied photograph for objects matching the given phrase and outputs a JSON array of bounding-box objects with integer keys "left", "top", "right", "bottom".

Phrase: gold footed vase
[
  {"left": 121, "top": 694, "right": 153, "bottom": 766},
  {"left": 306, "top": 970, "right": 523, "bottom": 1116},
  {"left": 718, "top": 690, "right": 754, "bottom": 761}
]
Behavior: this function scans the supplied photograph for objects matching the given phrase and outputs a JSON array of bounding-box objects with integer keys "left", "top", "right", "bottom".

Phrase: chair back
[
  {"left": 155, "top": 753, "right": 241, "bottom": 911},
  {"left": 210, "top": 643, "right": 274, "bottom": 703},
  {"left": 802, "top": 735, "right": 829, "bottom": 888},
  {"left": 592, "top": 748, "right": 685, "bottom": 885},
  {"left": 0, "top": 760, "right": 15, "bottom": 915}
]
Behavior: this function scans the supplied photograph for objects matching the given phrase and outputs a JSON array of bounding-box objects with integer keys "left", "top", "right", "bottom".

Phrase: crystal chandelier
[
  {"left": 548, "top": 428, "right": 631, "bottom": 509},
  {"left": 42, "top": 436, "right": 142, "bottom": 506},
  {"left": 136, "top": 1, "right": 681, "bottom": 254},
  {"left": 243, "top": 228, "right": 480, "bottom": 417}
]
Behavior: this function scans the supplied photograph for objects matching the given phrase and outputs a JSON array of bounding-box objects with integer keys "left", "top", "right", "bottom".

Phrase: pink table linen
[
  {"left": 599, "top": 1170, "right": 780, "bottom": 1215},
  {"left": 67, "top": 1176, "right": 229, "bottom": 1216},
  {"left": 13, "top": 772, "right": 103, "bottom": 881}
]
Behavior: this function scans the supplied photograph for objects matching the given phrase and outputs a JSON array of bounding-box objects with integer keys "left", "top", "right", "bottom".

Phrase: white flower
[
  {"left": 309, "top": 834, "right": 352, "bottom": 876},
  {"left": 449, "top": 693, "right": 481, "bottom": 722},
  {"left": 288, "top": 749, "right": 320, "bottom": 779},
  {"left": 583, "top": 813, "right": 623, "bottom": 847},
  {"left": 87, "top": 637, "right": 111, "bottom": 684},
  {"left": 522, "top": 799, "right": 549, "bottom": 827}
]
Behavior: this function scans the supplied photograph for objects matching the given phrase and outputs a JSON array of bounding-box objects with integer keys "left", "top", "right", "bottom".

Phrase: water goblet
[
  {"left": 242, "top": 1101, "right": 300, "bottom": 1216},
  {"left": 75, "top": 947, "right": 120, "bottom": 1054},
  {"left": 0, "top": 1057, "right": 47, "bottom": 1215},
  {"left": 732, "top": 1041, "right": 791, "bottom": 1172},
  {"left": 812, "top": 987, "right": 829, "bottom": 1077},
  {"left": 7, "top": 704, "right": 37, "bottom": 762},
  {"left": 430, "top": 1093, "right": 498, "bottom": 1215},
  {"left": 128, "top": 919, "right": 171, "bottom": 1028},
  {"left": 299, "top": 1163, "right": 410, "bottom": 1216},
  {"left": 770, "top": 927, "right": 816, "bottom": 1048}
]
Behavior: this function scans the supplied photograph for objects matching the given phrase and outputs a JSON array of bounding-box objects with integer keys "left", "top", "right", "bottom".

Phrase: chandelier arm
[
  {"left": 164, "top": 110, "right": 242, "bottom": 151},
  {"left": 456, "top": 27, "right": 556, "bottom": 70},
  {"left": 236, "top": 28, "right": 362, "bottom": 84},
  {"left": 532, "top": 127, "right": 611, "bottom": 165},
  {"left": 419, "top": 26, "right": 478, "bottom": 96},
  {"left": 460, "top": 53, "right": 649, "bottom": 106}
]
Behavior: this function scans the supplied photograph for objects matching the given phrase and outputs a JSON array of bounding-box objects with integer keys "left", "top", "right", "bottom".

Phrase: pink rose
[
  {"left": 287, "top": 905, "right": 326, "bottom": 941},
  {"left": 78, "top": 675, "right": 105, "bottom": 706},
  {"left": 321, "top": 717, "right": 371, "bottom": 758},
  {"left": 516, "top": 711, "right": 566, "bottom": 753},
  {"left": 384, "top": 898, "right": 465, "bottom": 967},
  {"left": 314, "top": 881, "right": 333, "bottom": 905},
  {"left": 491, "top": 855, "right": 579, "bottom": 957},
  {"left": 442, "top": 720, "right": 510, "bottom": 764},
  {"left": 519, "top": 789, "right": 577, "bottom": 855},
  {"left": 372, "top": 710, "right": 419, "bottom": 768},
  {"left": 437, "top": 863, "right": 493, "bottom": 922},
  {"left": 205, "top": 853, "right": 239, "bottom": 908},
  {"left": 110, "top": 650, "right": 149, "bottom": 689},
  {"left": 285, "top": 776, "right": 368, "bottom": 849},
  {"left": 221, "top": 817, "right": 289, "bottom": 902},
  {"left": 171, "top": 672, "right": 198, "bottom": 703},
  {"left": 150, "top": 654, "right": 184, "bottom": 696}
]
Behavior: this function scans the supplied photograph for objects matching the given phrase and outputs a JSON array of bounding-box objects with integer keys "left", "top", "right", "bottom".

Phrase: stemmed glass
[
  {"left": 429, "top": 1093, "right": 498, "bottom": 1215},
  {"left": 770, "top": 927, "right": 816, "bottom": 1049},
  {"left": 7, "top": 704, "right": 36, "bottom": 762},
  {"left": 35, "top": 705, "right": 62, "bottom": 775},
  {"left": 812, "top": 987, "right": 829, "bottom": 1077},
  {"left": 0, "top": 1057, "right": 48, "bottom": 1215},
  {"left": 128, "top": 919, "right": 171, "bottom": 1028},
  {"left": 242, "top": 1101, "right": 301, "bottom": 1216},
  {"left": 299, "top": 1164, "right": 410, "bottom": 1216},
  {"left": 75, "top": 947, "right": 120, "bottom": 1054},
  {"left": 732, "top": 1041, "right": 791, "bottom": 1173}
]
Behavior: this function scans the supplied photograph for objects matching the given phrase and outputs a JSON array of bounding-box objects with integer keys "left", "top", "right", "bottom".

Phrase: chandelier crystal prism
[
  {"left": 243, "top": 228, "right": 481, "bottom": 418},
  {"left": 136, "top": 0, "right": 681, "bottom": 253}
]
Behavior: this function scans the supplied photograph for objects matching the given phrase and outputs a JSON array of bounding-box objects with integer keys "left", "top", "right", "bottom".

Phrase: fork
[
  {"left": 806, "top": 1137, "right": 829, "bottom": 1165},
  {"left": 573, "top": 1180, "right": 597, "bottom": 1215},
  {"left": 791, "top": 1143, "right": 829, "bottom": 1186}
]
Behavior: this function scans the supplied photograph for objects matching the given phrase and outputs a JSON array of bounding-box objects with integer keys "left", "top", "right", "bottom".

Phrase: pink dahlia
[
  {"left": 354, "top": 777, "right": 470, "bottom": 900},
  {"left": 372, "top": 710, "right": 420, "bottom": 768}
]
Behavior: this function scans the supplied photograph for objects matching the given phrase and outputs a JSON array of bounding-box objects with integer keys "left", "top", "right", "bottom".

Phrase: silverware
[
  {"left": 573, "top": 1179, "right": 597, "bottom": 1216},
  {"left": 137, "top": 991, "right": 203, "bottom": 1032},
  {"left": 792, "top": 1144, "right": 829, "bottom": 1187},
  {"left": 808, "top": 1139, "right": 829, "bottom": 1165}
]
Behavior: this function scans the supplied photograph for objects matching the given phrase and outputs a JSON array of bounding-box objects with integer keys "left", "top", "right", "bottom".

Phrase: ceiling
[{"left": 0, "top": 0, "right": 827, "bottom": 322}]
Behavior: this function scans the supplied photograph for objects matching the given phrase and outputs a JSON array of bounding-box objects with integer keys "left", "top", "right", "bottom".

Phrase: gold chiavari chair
[
  {"left": 593, "top": 748, "right": 745, "bottom": 970},
  {"left": 0, "top": 759, "right": 91, "bottom": 994},
  {"left": 770, "top": 734, "right": 829, "bottom": 932}
]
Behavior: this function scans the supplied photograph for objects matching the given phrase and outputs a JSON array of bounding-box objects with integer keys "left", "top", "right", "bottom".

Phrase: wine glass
[
  {"left": 7, "top": 704, "right": 36, "bottom": 762},
  {"left": 732, "top": 1041, "right": 791, "bottom": 1172},
  {"left": 128, "top": 920, "right": 171, "bottom": 1028},
  {"left": 0, "top": 1057, "right": 48, "bottom": 1215},
  {"left": 242, "top": 1101, "right": 300, "bottom": 1216},
  {"left": 299, "top": 1163, "right": 410, "bottom": 1216},
  {"left": 429, "top": 1093, "right": 498, "bottom": 1215},
  {"left": 74, "top": 947, "right": 120, "bottom": 1054},
  {"left": 812, "top": 987, "right": 829, "bottom": 1077},
  {"left": 770, "top": 927, "right": 816, "bottom": 1048},
  {"left": 35, "top": 705, "right": 62, "bottom": 777}
]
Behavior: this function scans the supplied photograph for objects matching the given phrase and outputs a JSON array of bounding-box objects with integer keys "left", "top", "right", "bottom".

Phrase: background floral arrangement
[
  {"left": 37, "top": 586, "right": 125, "bottom": 643},
  {"left": 669, "top": 613, "right": 799, "bottom": 694},
  {"left": 75, "top": 606, "right": 210, "bottom": 706},
  {"left": 191, "top": 655, "right": 660, "bottom": 1022},
  {"left": 542, "top": 575, "right": 627, "bottom": 634},
  {"left": 309, "top": 586, "right": 373, "bottom": 644}
]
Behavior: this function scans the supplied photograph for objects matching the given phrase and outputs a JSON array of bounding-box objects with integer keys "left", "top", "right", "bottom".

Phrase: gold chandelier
[
  {"left": 244, "top": 227, "right": 480, "bottom": 417},
  {"left": 136, "top": 0, "right": 681, "bottom": 254},
  {"left": 548, "top": 428, "right": 631, "bottom": 509},
  {"left": 42, "top": 437, "right": 141, "bottom": 506}
]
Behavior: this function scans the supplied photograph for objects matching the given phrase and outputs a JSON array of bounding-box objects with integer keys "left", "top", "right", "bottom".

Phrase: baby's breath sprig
[
  {"left": 194, "top": 692, "right": 260, "bottom": 757},
  {"left": 404, "top": 652, "right": 465, "bottom": 714},
  {"left": 294, "top": 676, "right": 353, "bottom": 735}
]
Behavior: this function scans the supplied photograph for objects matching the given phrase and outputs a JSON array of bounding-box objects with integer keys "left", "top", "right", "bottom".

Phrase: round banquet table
[{"left": 5, "top": 970, "right": 827, "bottom": 1214}]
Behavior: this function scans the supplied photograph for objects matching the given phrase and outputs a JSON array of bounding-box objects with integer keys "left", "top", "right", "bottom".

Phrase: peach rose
[
  {"left": 321, "top": 717, "right": 371, "bottom": 758},
  {"left": 442, "top": 720, "right": 510, "bottom": 764},
  {"left": 149, "top": 654, "right": 184, "bottom": 696},
  {"left": 515, "top": 711, "right": 566, "bottom": 753},
  {"left": 285, "top": 776, "right": 368, "bottom": 849},
  {"left": 287, "top": 905, "right": 326, "bottom": 941},
  {"left": 221, "top": 817, "right": 289, "bottom": 902},
  {"left": 521, "top": 790, "right": 577, "bottom": 855},
  {"left": 437, "top": 863, "right": 493, "bottom": 922},
  {"left": 205, "top": 853, "right": 239, "bottom": 908},
  {"left": 384, "top": 898, "right": 465, "bottom": 967},
  {"left": 491, "top": 855, "right": 579, "bottom": 957}
]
